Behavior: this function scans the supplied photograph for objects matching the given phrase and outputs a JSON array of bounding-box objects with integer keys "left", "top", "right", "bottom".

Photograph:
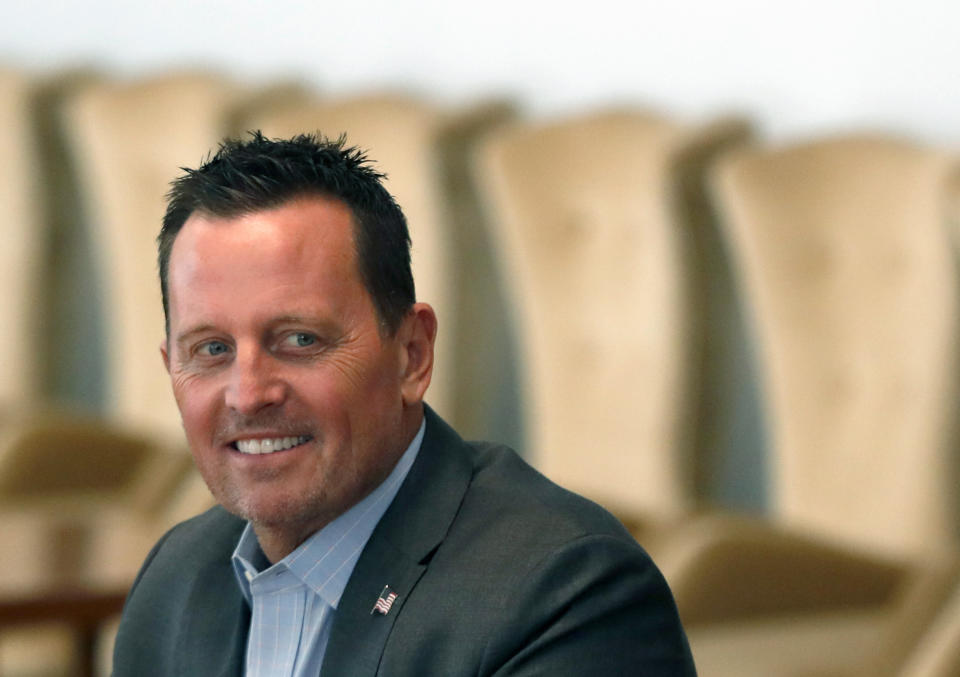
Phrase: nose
[{"left": 224, "top": 346, "right": 287, "bottom": 416}]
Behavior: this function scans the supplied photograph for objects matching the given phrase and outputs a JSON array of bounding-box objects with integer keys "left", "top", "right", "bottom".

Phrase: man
[{"left": 112, "top": 132, "right": 696, "bottom": 676}]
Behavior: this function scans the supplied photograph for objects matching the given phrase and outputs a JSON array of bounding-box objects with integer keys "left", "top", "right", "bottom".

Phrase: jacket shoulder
[
  {"left": 112, "top": 506, "right": 248, "bottom": 676},
  {"left": 464, "top": 441, "right": 635, "bottom": 543},
  {"left": 381, "top": 440, "right": 696, "bottom": 675}
]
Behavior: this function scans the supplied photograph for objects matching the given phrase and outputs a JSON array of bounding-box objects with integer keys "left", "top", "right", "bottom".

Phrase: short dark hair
[{"left": 158, "top": 131, "right": 415, "bottom": 334}]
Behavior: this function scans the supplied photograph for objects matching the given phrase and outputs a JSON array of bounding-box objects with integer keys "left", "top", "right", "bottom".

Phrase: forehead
[
  {"left": 171, "top": 195, "right": 356, "bottom": 269},
  {"left": 181, "top": 193, "right": 354, "bottom": 248},
  {"left": 166, "top": 196, "right": 367, "bottom": 324}
]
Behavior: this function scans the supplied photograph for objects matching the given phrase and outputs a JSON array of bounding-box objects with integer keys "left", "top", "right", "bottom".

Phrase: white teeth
[{"left": 235, "top": 435, "right": 310, "bottom": 455}]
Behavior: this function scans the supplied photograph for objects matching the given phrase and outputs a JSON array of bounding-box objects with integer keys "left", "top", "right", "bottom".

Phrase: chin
[{"left": 225, "top": 487, "right": 334, "bottom": 531}]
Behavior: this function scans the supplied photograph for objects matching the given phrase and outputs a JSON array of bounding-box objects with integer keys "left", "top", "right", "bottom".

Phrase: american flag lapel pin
[{"left": 371, "top": 585, "right": 399, "bottom": 615}]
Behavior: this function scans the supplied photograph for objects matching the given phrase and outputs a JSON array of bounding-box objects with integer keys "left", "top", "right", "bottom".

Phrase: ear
[
  {"left": 398, "top": 303, "right": 437, "bottom": 406},
  {"left": 160, "top": 339, "right": 171, "bottom": 374}
]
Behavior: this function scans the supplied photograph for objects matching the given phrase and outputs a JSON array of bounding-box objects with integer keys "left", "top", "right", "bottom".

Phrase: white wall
[{"left": 3, "top": 0, "right": 959, "bottom": 144}]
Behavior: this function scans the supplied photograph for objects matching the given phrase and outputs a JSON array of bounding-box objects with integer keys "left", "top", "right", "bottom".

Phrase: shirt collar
[{"left": 232, "top": 418, "right": 426, "bottom": 609}]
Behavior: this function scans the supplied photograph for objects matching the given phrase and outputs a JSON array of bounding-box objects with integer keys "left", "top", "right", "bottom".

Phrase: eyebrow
[
  {"left": 271, "top": 315, "right": 316, "bottom": 326},
  {"left": 174, "top": 324, "right": 219, "bottom": 347}
]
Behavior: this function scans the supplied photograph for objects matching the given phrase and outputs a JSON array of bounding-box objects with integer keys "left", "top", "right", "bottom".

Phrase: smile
[{"left": 232, "top": 435, "right": 312, "bottom": 455}]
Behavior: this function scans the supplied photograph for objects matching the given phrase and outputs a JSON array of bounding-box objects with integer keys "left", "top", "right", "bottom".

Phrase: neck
[{"left": 254, "top": 522, "right": 324, "bottom": 564}]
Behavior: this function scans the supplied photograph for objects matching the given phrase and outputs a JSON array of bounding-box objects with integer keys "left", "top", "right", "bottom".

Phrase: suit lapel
[
  {"left": 320, "top": 408, "right": 473, "bottom": 677},
  {"left": 320, "top": 536, "right": 426, "bottom": 676}
]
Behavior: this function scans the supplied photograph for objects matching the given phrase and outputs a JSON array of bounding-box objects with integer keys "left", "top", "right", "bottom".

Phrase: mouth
[{"left": 230, "top": 435, "right": 313, "bottom": 455}]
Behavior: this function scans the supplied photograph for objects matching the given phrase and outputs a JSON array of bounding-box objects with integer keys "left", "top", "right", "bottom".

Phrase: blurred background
[{"left": 1, "top": 1, "right": 960, "bottom": 675}]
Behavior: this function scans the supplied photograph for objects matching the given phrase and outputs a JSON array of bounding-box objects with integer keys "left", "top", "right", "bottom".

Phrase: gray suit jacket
[{"left": 112, "top": 409, "right": 696, "bottom": 676}]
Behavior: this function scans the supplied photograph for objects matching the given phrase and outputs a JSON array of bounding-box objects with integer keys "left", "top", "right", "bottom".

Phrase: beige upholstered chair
[
  {"left": 664, "top": 136, "right": 960, "bottom": 676},
  {"left": 235, "top": 93, "right": 467, "bottom": 425},
  {"left": 475, "top": 110, "right": 751, "bottom": 533},
  {"left": 713, "top": 135, "right": 958, "bottom": 558}
]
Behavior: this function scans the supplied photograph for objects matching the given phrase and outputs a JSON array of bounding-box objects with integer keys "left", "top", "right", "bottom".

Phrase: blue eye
[
  {"left": 288, "top": 333, "right": 317, "bottom": 347},
  {"left": 202, "top": 341, "right": 229, "bottom": 356}
]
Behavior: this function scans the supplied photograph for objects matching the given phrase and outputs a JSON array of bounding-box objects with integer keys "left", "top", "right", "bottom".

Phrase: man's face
[{"left": 162, "top": 196, "right": 428, "bottom": 548}]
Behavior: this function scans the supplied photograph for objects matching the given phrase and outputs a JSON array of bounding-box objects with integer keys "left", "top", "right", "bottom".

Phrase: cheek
[
  {"left": 171, "top": 377, "right": 221, "bottom": 440},
  {"left": 294, "top": 358, "right": 376, "bottom": 408}
]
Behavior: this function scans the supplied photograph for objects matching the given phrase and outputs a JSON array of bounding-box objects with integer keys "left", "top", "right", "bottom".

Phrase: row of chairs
[
  {"left": 480, "top": 117, "right": 960, "bottom": 676},
  {"left": 1, "top": 66, "right": 959, "bottom": 675}
]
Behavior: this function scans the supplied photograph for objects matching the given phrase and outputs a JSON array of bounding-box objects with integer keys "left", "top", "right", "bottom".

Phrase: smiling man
[{"left": 111, "top": 132, "right": 696, "bottom": 676}]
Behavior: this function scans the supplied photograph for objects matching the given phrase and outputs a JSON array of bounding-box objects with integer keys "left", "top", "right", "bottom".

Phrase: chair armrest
[
  {"left": 657, "top": 513, "right": 910, "bottom": 625},
  {"left": 0, "top": 408, "right": 165, "bottom": 508}
]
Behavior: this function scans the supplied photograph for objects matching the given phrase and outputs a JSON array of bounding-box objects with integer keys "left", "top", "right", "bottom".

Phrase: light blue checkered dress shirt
[{"left": 231, "top": 421, "right": 425, "bottom": 677}]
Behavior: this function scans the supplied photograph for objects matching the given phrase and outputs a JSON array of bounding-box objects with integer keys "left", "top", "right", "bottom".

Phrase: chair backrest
[
  {"left": 0, "top": 69, "right": 42, "bottom": 405},
  {"left": 60, "top": 73, "right": 240, "bottom": 443},
  {"left": 476, "top": 110, "right": 749, "bottom": 520},
  {"left": 711, "top": 136, "right": 960, "bottom": 557},
  {"left": 236, "top": 93, "right": 459, "bottom": 421}
]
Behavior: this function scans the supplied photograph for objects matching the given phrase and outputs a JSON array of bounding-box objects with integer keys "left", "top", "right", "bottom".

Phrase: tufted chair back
[
  {"left": 476, "top": 111, "right": 750, "bottom": 522},
  {"left": 61, "top": 73, "right": 241, "bottom": 445},
  {"left": 711, "top": 136, "right": 960, "bottom": 557}
]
